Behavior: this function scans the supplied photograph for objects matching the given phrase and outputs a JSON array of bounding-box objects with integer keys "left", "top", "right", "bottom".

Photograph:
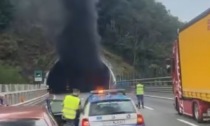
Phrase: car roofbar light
[{"left": 90, "top": 89, "right": 126, "bottom": 94}]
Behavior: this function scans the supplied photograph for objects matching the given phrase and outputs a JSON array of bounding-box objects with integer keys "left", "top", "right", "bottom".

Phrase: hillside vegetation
[
  {"left": 0, "top": 0, "right": 183, "bottom": 83},
  {"left": 103, "top": 49, "right": 135, "bottom": 75}
]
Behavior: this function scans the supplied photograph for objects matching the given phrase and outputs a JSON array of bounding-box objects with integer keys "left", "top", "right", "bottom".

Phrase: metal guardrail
[
  {"left": 117, "top": 76, "right": 172, "bottom": 86},
  {"left": 0, "top": 84, "right": 46, "bottom": 92},
  {"left": 2, "top": 88, "right": 48, "bottom": 105},
  {"left": 145, "top": 86, "right": 172, "bottom": 93},
  {"left": 116, "top": 76, "right": 173, "bottom": 93},
  {"left": 0, "top": 84, "right": 48, "bottom": 106},
  {"left": 12, "top": 92, "right": 48, "bottom": 106}
]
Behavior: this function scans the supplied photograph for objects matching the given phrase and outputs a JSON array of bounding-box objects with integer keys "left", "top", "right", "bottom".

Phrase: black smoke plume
[
  {"left": 10, "top": 0, "right": 110, "bottom": 93},
  {"left": 57, "top": 0, "right": 102, "bottom": 72},
  {"left": 47, "top": 0, "right": 110, "bottom": 93}
]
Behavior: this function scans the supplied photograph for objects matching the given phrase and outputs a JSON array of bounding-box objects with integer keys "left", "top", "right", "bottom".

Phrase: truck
[{"left": 167, "top": 8, "right": 210, "bottom": 122}]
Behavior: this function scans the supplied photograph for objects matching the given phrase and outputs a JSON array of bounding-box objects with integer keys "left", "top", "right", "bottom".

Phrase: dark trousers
[
  {"left": 63, "top": 113, "right": 79, "bottom": 126},
  {"left": 74, "top": 110, "right": 80, "bottom": 126},
  {"left": 0, "top": 99, "right": 3, "bottom": 105},
  {"left": 63, "top": 119, "right": 75, "bottom": 126},
  {"left": 0, "top": 98, "right": 5, "bottom": 105},
  {"left": 136, "top": 95, "right": 144, "bottom": 108}
]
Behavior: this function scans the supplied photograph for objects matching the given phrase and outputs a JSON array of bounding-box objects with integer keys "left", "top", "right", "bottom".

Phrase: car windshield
[
  {"left": 0, "top": 119, "right": 47, "bottom": 126},
  {"left": 50, "top": 100, "right": 63, "bottom": 114},
  {"left": 89, "top": 100, "right": 136, "bottom": 116}
]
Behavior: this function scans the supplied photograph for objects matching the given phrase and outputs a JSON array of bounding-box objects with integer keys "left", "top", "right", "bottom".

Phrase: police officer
[
  {"left": 62, "top": 89, "right": 81, "bottom": 126},
  {"left": 136, "top": 82, "right": 144, "bottom": 109}
]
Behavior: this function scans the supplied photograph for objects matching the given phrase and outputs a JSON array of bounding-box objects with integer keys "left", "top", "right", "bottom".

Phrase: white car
[{"left": 79, "top": 89, "right": 145, "bottom": 126}]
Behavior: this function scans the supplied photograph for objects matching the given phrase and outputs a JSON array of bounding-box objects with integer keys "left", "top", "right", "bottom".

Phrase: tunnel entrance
[{"left": 47, "top": 60, "right": 111, "bottom": 94}]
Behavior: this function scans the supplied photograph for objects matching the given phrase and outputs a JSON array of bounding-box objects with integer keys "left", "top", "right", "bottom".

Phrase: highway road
[
  {"left": 53, "top": 92, "right": 210, "bottom": 126},
  {"left": 134, "top": 93, "right": 209, "bottom": 126}
]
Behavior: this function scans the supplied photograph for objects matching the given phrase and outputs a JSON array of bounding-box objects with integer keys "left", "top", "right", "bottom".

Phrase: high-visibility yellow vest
[
  {"left": 62, "top": 95, "right": 80, "bottom": 119},
  {"left": 136, "top": 84, "right": 144, "bottom": 95}
]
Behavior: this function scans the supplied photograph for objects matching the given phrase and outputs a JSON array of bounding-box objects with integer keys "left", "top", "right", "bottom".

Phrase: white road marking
[
  {"left": 145, "top": 95, "right": 173, "bottom": 100},
  {"left": 144, "top": 106, "right": 154, "bottom": 110},
  {"left": 177, "top": 119, "right": 199, "bottom": 126}
]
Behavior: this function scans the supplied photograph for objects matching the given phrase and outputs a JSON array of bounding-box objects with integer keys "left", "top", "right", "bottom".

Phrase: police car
[{"left": 79, "top": 89, "right": 145, "bottom": 126}]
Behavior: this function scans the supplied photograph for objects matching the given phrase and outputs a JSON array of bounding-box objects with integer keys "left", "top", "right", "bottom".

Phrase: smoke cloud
[
  {"left": 10, "top": 0, "right": 66, "bottom": 40},
  {"left": 57, "top": 0, "right": 102, "bottom": 73},
  {"left": 53, "top": 0, "right": 106, "bottom": 92},
  {"left": 12, "top": 0, "right": 102, "bottom": 71},
  {"left": 11, "top": 0, "right": 109, "bottom": 93}
]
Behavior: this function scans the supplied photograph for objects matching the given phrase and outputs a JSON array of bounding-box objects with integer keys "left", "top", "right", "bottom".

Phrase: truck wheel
[
  {"left": 176, "top": 99, "right": 182, "bottom": 115},
  {"left": 193, "top": 102, "right": 203, "bottom": 123}
]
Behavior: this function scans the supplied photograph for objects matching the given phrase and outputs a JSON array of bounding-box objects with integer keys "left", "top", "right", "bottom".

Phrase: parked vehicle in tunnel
[
  {"left": 0, "top": 106, "right": 58, "bottom": 126},
  {"left": 167, "top": 8, "right": 210, "bottom": 122}
]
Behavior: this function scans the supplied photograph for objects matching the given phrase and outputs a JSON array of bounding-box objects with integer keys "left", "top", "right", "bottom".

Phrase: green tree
[
  {"left": 98, "top": 0, "right": 183, "bottom": 77},
  {"left": 0, "top": 0, "right": 13, "bottom": 31}
]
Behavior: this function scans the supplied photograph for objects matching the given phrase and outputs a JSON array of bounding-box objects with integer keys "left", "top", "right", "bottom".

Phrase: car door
[
  {"left": 79, "top": 102, "right": 90, "bottom": 126},
  {"left": 44, "top": 112, "right": 59, "bottom": 126}
]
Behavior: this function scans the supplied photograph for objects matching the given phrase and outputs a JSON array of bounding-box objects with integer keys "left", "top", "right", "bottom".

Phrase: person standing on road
[
  {"left": 0, "top": 94, "right": 8, "bottom": 106},
  {"left": 136, "top": 82, "right": 144, "bottom": 109},
  {"left": 0, "top": 95, "right": 4, "bottom": 106},
  {"left": 62, "top": 89, "right": 81, "bottom": 126},
  {"left": 46, "top": 91, "right": 52, "bottom": 112}
]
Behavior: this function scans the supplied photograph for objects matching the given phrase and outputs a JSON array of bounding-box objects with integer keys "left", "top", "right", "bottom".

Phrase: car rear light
[
  {"left": 98, "top": 90, "right": 104, "bottom": 94},
  {"left": 137, "top": 114, "right": 144, "bottom": 124},
  {"left": 82, "top": 118, "right": 90, "bottom": 126}
]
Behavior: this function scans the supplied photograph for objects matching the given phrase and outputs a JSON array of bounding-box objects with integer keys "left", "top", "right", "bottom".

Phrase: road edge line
[
  {"left": 177, "top": 119, "right": 199, "bottom": 126},
  {"left": 145, "top": 95, "right": 173, "bottom": 100},
  {"left": 144, "top": 106, "right": 154, "bottom": 110}
]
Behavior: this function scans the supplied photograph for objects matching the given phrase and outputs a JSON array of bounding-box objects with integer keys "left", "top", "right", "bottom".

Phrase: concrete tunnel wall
[{"left": 46, "top": 59, "right": 116, "bottom": 94}]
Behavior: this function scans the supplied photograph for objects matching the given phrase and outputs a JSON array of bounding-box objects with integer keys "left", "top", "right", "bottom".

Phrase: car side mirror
[
  {"left": 80, "top": 108, "right": 84, "bottom": 113},
  {"left": 136, "top": 104, "right": 138, "bottom": 107}
]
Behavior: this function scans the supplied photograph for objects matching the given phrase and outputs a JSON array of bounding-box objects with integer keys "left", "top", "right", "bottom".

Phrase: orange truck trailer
[{"left": 168, "top": 8, "right": 210, "bottom": 122}]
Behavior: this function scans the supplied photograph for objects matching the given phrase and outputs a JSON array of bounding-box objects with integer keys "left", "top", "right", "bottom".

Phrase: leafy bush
[{"left": 0, "top": 64, "right": 26, "bottom": 84}]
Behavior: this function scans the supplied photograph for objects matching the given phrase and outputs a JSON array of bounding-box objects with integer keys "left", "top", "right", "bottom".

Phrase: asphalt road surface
[
  {"left": 53, "top": 92, "right": 210, "bottom": 126},
  {"left": 133, "top": 93, "right": 209, "bottom": 126}
]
